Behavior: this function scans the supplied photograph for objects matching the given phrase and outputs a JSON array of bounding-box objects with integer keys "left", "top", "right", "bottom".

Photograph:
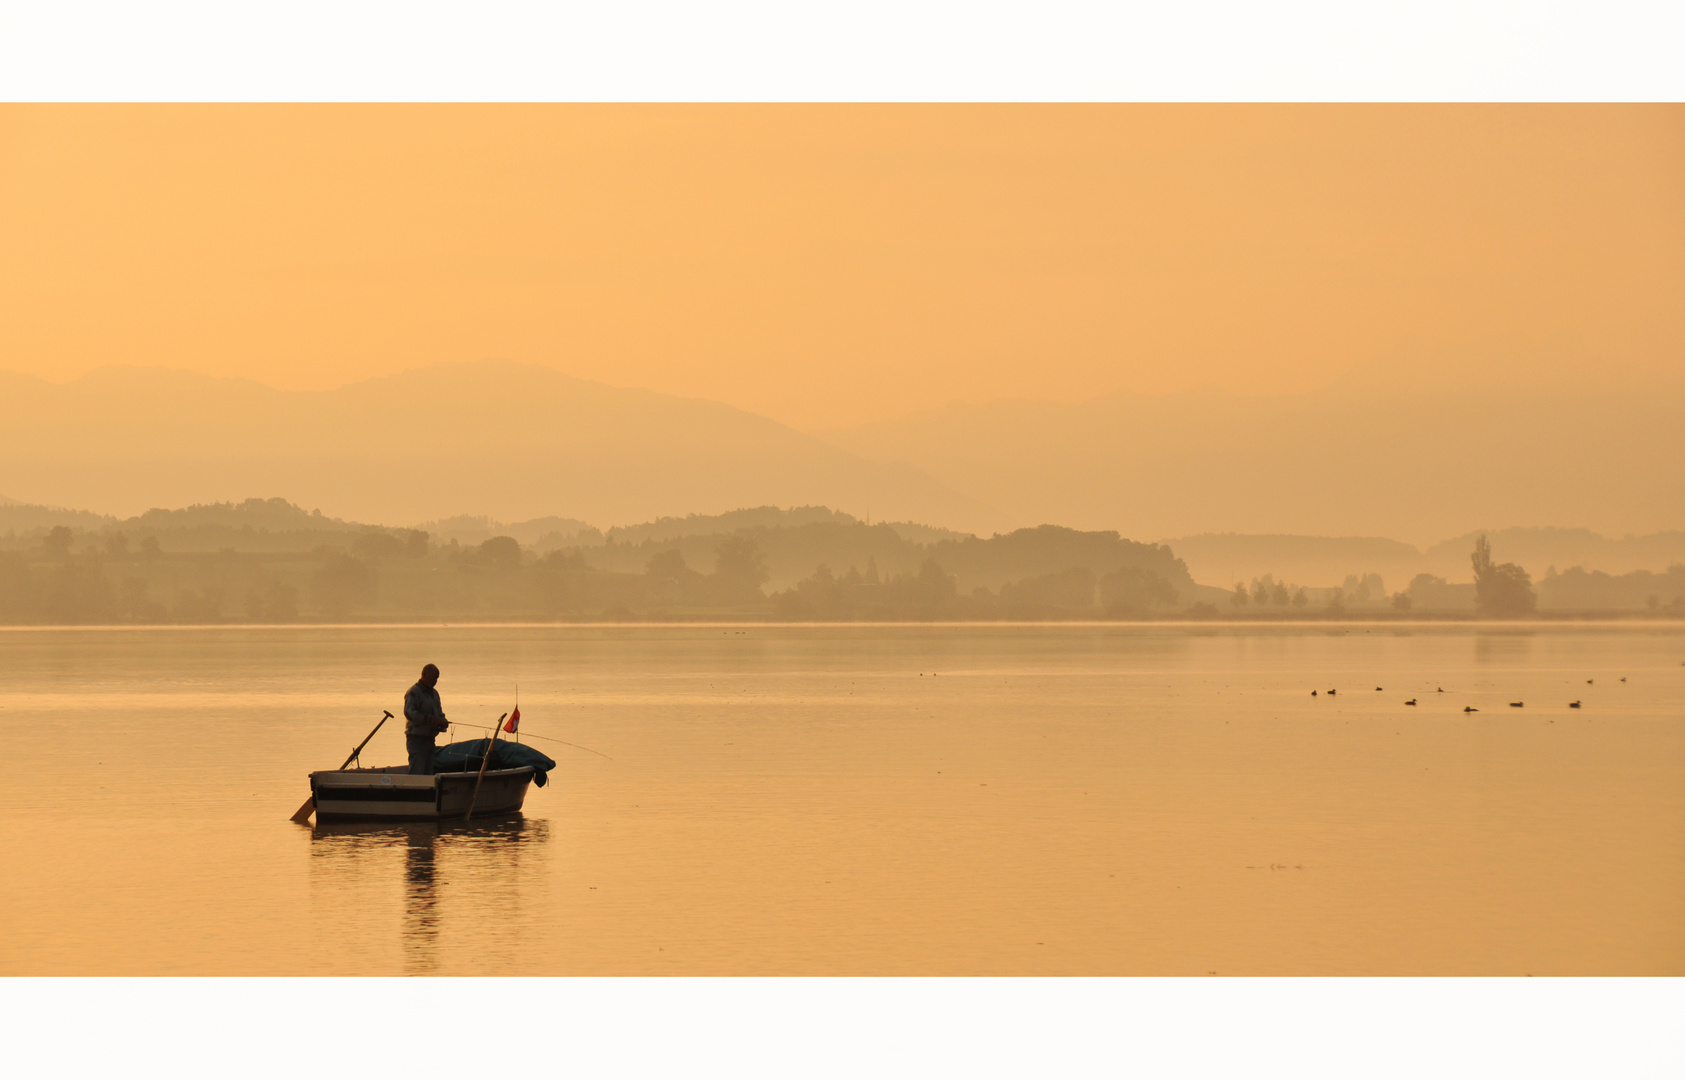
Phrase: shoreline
[{"left": 2, "top": 617, "right": 1682, "bottom": 633}]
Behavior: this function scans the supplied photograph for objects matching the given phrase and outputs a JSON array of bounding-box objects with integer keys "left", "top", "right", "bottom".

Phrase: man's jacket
[{"left": 403, "top": 681, "right": 448, "bottom": 736}]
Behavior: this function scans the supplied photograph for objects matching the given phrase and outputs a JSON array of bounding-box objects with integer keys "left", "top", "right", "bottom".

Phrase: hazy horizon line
[{"left": 11, "top": 357, "right": 1679, "bottom": 440}]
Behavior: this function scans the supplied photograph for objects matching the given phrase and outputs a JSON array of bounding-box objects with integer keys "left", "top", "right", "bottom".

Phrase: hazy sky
[{"left": 1, "top": 105, "right": 1680, "bottom": 430}]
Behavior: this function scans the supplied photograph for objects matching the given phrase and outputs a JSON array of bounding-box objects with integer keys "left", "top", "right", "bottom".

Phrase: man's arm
[
  {"left": 426, "top": 689, "right": 449, "bottom": 734},
  {"left": 402, "top": 686, "right": 424, "bottom": 728}
]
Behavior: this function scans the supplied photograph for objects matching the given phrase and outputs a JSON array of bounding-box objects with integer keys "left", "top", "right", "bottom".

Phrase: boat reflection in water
[{"left": 309, "top": 816, "right": 552, "bottom": 975}]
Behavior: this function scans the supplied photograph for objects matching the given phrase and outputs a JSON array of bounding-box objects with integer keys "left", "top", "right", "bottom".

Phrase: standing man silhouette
[{"left": 403, "top": 663, "right": 450, "bottom": 775}]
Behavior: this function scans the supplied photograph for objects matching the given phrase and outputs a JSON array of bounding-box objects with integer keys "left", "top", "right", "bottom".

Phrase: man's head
[{"left": 421, "top": 663, "right": 440, "bottom": 688}]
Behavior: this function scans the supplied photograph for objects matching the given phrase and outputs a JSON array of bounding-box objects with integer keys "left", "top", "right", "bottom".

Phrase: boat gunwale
[{"left": 309, "top": 764, "right": 538, "bottom": 784}]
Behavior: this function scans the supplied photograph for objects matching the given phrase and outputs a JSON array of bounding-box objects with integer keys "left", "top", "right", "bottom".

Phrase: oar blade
[{"left": 289, "top": 795, "right": 315, "bottom": 823}]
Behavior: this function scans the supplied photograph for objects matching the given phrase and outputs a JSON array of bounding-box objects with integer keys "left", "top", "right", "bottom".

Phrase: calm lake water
[{"left": 1, "top": 622, "right": 1680, "bottom": 975}]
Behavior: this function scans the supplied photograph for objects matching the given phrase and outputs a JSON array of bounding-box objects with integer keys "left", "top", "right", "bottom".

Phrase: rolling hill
[
  {"left": 819, "top": 377, "right": 1685, "bottom": 545},
  {"left": 0, "top": 361, "right": 998, "bottom": 531}
]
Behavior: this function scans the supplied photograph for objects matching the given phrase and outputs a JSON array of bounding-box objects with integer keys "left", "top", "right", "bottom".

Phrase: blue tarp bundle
[{"left": 432, "top": 738, "right": 558, "bottom": 787}]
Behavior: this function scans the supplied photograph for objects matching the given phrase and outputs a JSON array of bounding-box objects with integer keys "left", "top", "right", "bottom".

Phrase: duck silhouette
[
  {"left": 1375, "top": 687, "right": 1383, "bottom": 691},
  {"left": 1404, "top": 699, "right": 1417, "bottom": 706},
  {"left": 1464, "top": 706, "right": 1479, "bottom": 713},
  {"left": 1569, "top": 701, "right": 1581, "bottom": 708},
  {"left": 1311, "top": 690, "right": 1317, "bottom": 696},
  {"left": 1509, "top": 701, "right": 1524, "bottom": 707},
  {"left": 1327, "top": 689, "right": 1337, "bottom": 696}
]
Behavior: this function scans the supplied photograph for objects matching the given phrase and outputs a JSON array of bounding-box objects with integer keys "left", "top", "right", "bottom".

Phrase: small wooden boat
[{"left": 309, "top": 764, "right": 538, "bottom": 822}]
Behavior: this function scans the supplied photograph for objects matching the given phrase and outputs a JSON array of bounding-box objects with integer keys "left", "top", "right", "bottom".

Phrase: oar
[
  {"left": 464, "top": 712, "right": 507, "bottom": 822},
  {"left": 290, "top": 710, "right": 394, "bottom": 823}
]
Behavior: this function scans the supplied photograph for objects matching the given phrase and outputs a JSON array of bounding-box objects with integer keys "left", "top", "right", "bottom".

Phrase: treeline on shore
[
  {"left": 0, "top": 498, "right": 1680, "bottom": 624},
  {"left": 1225, "top": 567, "right": 1685, "bottom": 618},
  {"left": 0, "top": 500, "right": 1200, "bottom": 623}
]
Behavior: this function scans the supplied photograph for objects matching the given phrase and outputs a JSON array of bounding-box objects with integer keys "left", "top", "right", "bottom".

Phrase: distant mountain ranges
[
  {"left": 0, "top": 361, "right": 997, "bottom": 533},
  {"left": 7, "top": 361, "right": 1683, "bottom": 550},
  {"left": 3, "top": 360, "right": 1682, "bottom": 592},
  {"left": 818, "top": 374, "right": 1685, "bottom": 545}
]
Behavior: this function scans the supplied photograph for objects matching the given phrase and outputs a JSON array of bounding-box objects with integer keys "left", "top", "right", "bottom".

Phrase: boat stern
[
  {"left": 309, "top": 768, "right": 439, "bottom": 820},
  {"left": 308, "top": 766, "right": 537, "bottom": 821}
]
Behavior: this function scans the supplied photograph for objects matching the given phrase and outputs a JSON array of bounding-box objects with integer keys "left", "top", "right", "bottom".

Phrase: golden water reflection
[
  {"left": 310, "top": 817, "right": 552, "bottom": 974},
  {"left": 2, "top": 624, "right": 1681, "bottom": 975}
]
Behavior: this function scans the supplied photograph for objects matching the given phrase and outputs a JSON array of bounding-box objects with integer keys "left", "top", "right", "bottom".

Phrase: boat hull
[{"left": 309, "top": 765, "right": 537, "bottom": 821}]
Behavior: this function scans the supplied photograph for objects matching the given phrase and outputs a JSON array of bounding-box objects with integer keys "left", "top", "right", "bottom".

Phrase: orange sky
[{"left": 1, "top": 105, "right": 1680, "bottom": 430}]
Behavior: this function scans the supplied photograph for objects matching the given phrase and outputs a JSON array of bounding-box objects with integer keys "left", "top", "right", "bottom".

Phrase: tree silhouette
[
  {"left": 883, "top": 558, "right": 958, "bottom": 616},
  {"left": 642, "top": 548, "right": 705, "bottom": 608},
  {"left": 999, "top": 566, "right": 1096, "bottom": 616},
  {"left": 713, "top": 535, "right": 770, "bottom": 599},
  {"left": 1099, "top": 566, "right": 1178, "bottom": 615},
  {"left": 1471, "top": 534, "right": 1536, "bottom": 617},
  {"left": 475, "top": 536, "right": 522, "bottom": 568},
  {"left": 644, "top": 548, "right": 692, "bottom": 585},
  {"left": 352, "top": 530, "right": 404, "bottom": 561}
]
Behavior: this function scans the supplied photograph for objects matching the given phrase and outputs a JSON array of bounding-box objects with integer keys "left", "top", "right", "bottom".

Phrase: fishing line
[{"left": 446, "top": 720, "right": 613, "bottom": 760}]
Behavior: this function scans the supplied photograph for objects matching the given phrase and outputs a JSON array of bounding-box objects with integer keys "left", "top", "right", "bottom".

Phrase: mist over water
[{"left": 3, "top": 623, "right": 1679, "bottom": 975}]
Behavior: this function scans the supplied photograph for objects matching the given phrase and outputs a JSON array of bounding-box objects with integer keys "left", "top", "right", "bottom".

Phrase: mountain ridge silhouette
[
  {"left": 0, "top": 360, "right": 1000, "bottom": 531},
  {"left": 818, "top": 380, "right": 1685, "bottom": 544}
]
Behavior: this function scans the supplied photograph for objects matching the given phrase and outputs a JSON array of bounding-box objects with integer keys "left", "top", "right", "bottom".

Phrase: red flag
[{"left": 503, "top": 706, "right": 520, "bottom": 734}]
